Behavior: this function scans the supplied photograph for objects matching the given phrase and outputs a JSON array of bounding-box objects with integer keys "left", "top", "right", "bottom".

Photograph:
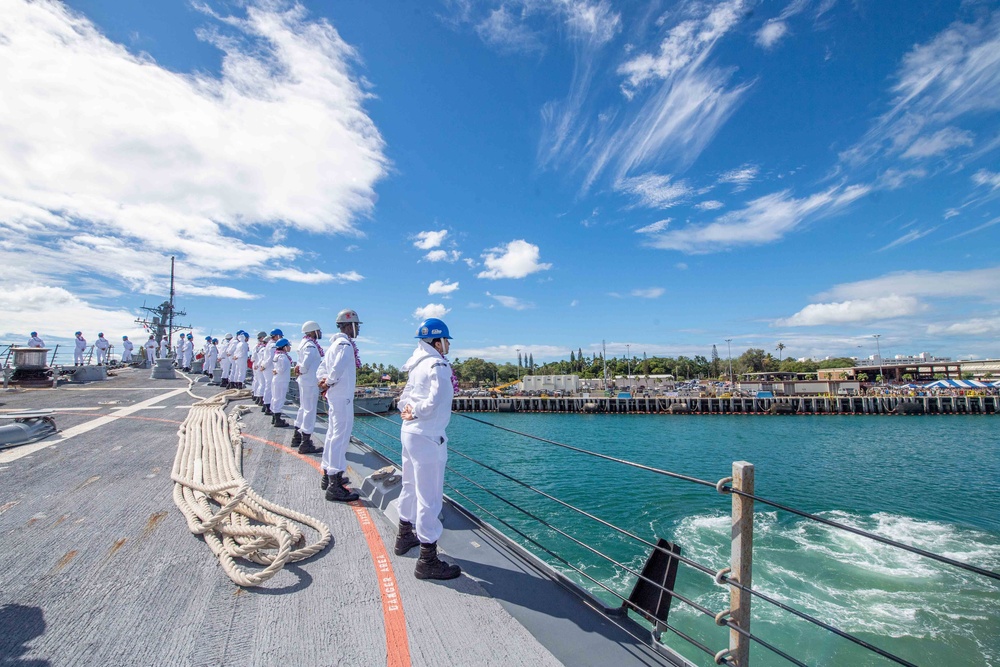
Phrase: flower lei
[
  {"left": 350, "top": 338, "right": 361, "bottom": 369},
  {"left": 442, "top": 355, "right": 460, "bottom": 393},
  {"left": 303, "top": 334, "right": 324, "bottom": 358}
]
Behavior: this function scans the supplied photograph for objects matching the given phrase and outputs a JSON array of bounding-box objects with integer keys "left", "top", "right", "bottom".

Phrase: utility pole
[
  {"left": 873, "top": 334, "right": 883, "bottom": 384},
  {"left": 626, "top": 344, "right": 631, "bottom": 386},
  {"left": 602, "top": 339, "right": 607, "bottom": 390},
  {"left": 726, "top": 338, "right": 733, "bottom": 386},
  {"left": 516, "top": 348, "right": 521, "bottom": 381}
]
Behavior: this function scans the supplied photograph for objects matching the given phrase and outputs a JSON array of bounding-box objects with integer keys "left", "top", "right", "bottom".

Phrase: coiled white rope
[{"left": 171, "top": 388, "right": 332, "bottom": 587}]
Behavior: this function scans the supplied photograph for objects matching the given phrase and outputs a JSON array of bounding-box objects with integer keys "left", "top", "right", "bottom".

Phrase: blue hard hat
[
  {"left": 415, "top": 318, "right": 452, "bottom": 339},
  {"left": 75, "top": 331, "right": 82, "bottom": 336},
  {"left": 187, "top": 334, "right": 193, "bottom": 338},
  {"left": 275, "top": 338, "right": 290, "bottom": 348},
  {"left": 212, "top": 338, "right": 219, "bottom": 344},
  {"left": 122, "top": 336, "right": 128, "bottom": 340},
  {"left": 30, "top": 331, "right": 37, "bottom": 336},
  {"left": 270, "top": 328, "right": 283, "bottom": 336},
  {"left": 205, "top": 336, "right": 212, "bottom": 341}
]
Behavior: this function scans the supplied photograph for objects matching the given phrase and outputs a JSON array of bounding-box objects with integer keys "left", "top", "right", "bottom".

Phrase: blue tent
[{"left": 923, "top": 379, "right": 988, "bottom": 389}]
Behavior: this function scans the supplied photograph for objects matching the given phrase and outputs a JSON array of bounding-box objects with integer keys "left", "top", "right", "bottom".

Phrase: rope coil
[{"left": 172, "top": 389, "right": 332, "bottom": 587}]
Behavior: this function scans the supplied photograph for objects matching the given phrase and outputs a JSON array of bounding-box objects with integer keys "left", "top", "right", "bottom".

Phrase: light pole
[
  {"left": 873, "top": 334, "right": 883, "bottom": 385},
  {"left": 516, "top": 348, "right": 521, "bottom": 381},
  {"left": 626, "top": 344, "right": 631, "bottom": 386},
  {"left": 725, "top": 338, "right": 733, "bottom": 386}
]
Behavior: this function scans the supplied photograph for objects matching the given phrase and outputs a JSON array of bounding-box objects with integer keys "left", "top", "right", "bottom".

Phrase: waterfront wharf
[{"left": 453, "top": 394, "right": 998, "bottom": 415}]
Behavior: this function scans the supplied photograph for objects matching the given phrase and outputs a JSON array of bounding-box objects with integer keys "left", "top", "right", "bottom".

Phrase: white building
[{"left": 521, "top": 374, "right": 581, "bottom": 393}]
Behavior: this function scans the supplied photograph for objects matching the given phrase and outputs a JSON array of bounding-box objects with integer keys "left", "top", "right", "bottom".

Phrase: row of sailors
[
  {"left": 186, "top": 310, "right": 462, "bottom": 581},
  {"left": 27, "top": 331, "right": 176, "bottom": 367}
]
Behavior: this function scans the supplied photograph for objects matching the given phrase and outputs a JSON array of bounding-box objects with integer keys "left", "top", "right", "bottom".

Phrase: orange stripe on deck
[{"left": 242, "top": 433, "right": 412, "bottom": 667}]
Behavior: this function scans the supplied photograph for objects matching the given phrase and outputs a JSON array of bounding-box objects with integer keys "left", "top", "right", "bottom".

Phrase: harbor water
[{"left": 355, "top": 413, "right": 1000, "bottom": 667}]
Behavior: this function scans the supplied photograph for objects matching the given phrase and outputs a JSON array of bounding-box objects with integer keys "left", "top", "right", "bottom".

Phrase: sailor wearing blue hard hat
[
  {"left": 394, "top": 317, "right": 461, "bottom": 580},
  {"left": 27, "top": 332, "right": 44, "bottom": 348},
  {"left": 250, "top": 331, "right": 269, "bottom": 404},
  {"left": 291, "top": 320, "right": 324, "bottom": 455},
  {"left": 121, "top": 335, "right": 134, "bottom": 364},
  {"left": 269, "top": 338, "right": 294, "bottom": 428},
  {"left": 73, "top": 331, "right": 86, "bottom": 366},
  {"left": 317, "top": 309, "right": 363, "bottom": 502},
  {"left": 259, "top": 329, "right": 284, "bottom": 414}
]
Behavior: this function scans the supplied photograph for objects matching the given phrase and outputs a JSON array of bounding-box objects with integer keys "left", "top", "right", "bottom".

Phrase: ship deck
[{"left": 0, "top": 368, "right": 686, "bottom": 667}]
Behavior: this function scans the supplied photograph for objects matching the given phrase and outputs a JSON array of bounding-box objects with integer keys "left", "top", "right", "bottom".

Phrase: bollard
[{"left": 730, "top": 461, "right": 754, "bottom": 666}]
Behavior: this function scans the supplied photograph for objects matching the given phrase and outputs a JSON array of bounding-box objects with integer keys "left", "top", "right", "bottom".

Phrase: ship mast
[{"left": 167, "top": 256, "right": 176, "bottom": 347}]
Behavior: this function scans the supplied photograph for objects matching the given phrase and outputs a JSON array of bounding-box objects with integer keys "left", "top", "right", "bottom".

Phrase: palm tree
[{"left": 775, "top": 342, "right": 786, "bottom": 365}]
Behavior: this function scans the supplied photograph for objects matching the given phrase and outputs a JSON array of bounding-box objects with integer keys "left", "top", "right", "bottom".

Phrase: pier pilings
[{"left": 452, "top": 395, "right": 997, "bottom": 415}]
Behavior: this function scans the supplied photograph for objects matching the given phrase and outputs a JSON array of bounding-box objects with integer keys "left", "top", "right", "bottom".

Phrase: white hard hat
[
  {"left": 336, "top": 309, "right": 362, "bottom": 325},
  {"left": 301, "top": 320, "right": 321, "bottom": 334},
  {"left": 225, "top": 332, "right": 233, "bottom": 339}
]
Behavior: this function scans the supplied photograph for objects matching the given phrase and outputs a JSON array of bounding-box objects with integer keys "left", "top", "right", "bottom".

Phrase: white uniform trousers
[
  {"left": 74, "top": 348, "right": 85, "bottom": 365},
  {"left": 220, "top": 357, "right": 231, "bottom": 381},
  {"left": 262, "top": 373, "right": 273, "bottom": 404},
  {"left": 321, "top": 397, "right": 354, "bottom": 474},
  {"left": 232, "top": 360, "right": 247, "bottom": 384},
  {"left": 96, "top": 348, "right": 107, "bottom": 365},
  {"left": 270, "top": 376, "right": 289, "bottom": 415},
  {"left": 397, "top": 431, "right": 448, "bottom": 545},
  {"left": 294, "top": 377, "right": 319, "bottom": 434},
  {"left": 251, "top": 366, "right": 262, "bottom": 396}
]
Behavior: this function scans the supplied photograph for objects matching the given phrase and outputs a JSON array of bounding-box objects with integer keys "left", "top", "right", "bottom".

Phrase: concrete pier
[{"left": 452, "top": 395, "right": 998, "bottom": 415}]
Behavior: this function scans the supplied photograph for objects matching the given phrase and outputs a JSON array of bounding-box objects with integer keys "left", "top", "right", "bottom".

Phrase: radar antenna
[{"left": 134, "top": 256, "right": 193, "bottom": 345}]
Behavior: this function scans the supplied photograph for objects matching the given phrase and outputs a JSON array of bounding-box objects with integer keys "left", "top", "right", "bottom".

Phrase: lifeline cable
[{"left": 171, "top": 387, "right": 332, "bottom": 587}]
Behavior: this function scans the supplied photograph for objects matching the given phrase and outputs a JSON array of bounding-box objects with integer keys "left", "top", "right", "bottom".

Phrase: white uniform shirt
[
  {"left": 144, "top": 339, "right": 157, "bottom": 357},
  {"left": 27, "top": 336, "right": 44, "bottom": 348},
  {"left": 273, "top": 350, "right": 292, "bottom": 379},
  {"left": 297, "top": 337, "right": 322, "bottom": 380},
  {"left": 319, "top": 333, "right": 357, "bottom": 399},
  {"left": 398, "top": 341, "right": 454, "bottom": 436},
  {"left": 261, "top": 339, "right": 277, "bottom": 373},
  {"left": 159, "top": 339, "right": 169, "bottom": 356},
  {"left": 75, "top": 337, "right": 87, "bottom": 352},
  {"left": 95, "top": 337, "right": 110, "bottom": 351},
  {"left": 122, "top": 340, "right": 134, "bottom": 354}
]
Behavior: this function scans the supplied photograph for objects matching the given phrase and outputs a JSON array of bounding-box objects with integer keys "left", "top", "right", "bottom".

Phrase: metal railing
[{"left": 344, "top": 406, "right": 998, "bottom": 667}]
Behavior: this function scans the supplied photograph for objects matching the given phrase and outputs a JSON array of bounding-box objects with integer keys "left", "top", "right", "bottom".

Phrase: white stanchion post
[{"left": 730, "top": 461, "right": 754, "bottom": 666}]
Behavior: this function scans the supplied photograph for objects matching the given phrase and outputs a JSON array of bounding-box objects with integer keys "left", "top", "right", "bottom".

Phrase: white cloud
[
  {"left": 927, "top": 316, "right": 1000, "bottom": 336},
  {"left": 486, "top": 292, "right": 533, "bottom": 310},
  {"left": 428, "top": 279, "right": 460, "bottom": 295},
  {"left": 972, "top": 169, "right": 1000, "bottom": 190},
  {"left": 696, "top": 200, "right": 724, "bottom": 211},
  {"left": 617, "top": 174, "right": 691, "bottom": 208},
  {"left": 902, "top": 126, "right": 974, "bottom": 158},
  {"left": 413, "top": 230, "right": 449, "bottom": 250},
  {"left": 718, "top": 164, "right": 759, "bottom": 189},
  {"left": 778, "top": 295, "right": 923, "bottom": 326},
  {"left": 675, "top": 262, "right": 688, "bottom": 270},
  {"left": 476, "top": 6, "right": 543, "bottom": 54},
  {"left": 644, "top": 184, "right": 870, "bottom": 253},
  {"left": 819, "top": 267, "right": 1000, "bottom": 302},
  {"left": 0, "top": 1, "right": 388, "bottom": 305},
  {"left": 477, "top": 240, "right": 552, "bottom": 279},
  {"left": 424, "top": 249, "right": 462, "bottom": 263},
  {"left": 264, "top": 268, "right": 363, "bottom": 284},
  {"left": 635, "top": 219, "right": 671, "bottom": 234},
  {"left": 412, "top": 303, "right": 451, "bottom": 321},
  {"left": 631, "top": 287, "right": 665, "bottom": 298},
  {"left": 0, "top": 284, "right": 143, "bottom": 341},
  {"left": 756, "top": 21, "right": 788, "bottom": 49},
  {"left": 878, "top": 227, "right": 938, "bottom": 252}
]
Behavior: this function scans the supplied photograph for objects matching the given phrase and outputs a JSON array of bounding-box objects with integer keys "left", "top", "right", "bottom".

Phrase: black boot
[
  {"left": 221, "top": 379, "right": 229, "bottom": 388},
  {"left": 298, "top": 433, "right": 322, "bottom": 455},
  {"left": 414, "top": 542, "right": 461, "bottom": 580},
  {"left": 320, "top": 472, "right": 330, "bottom": 491},
  {"left": 272, "top": 413, "right": 288, "bottom": 428},
  {"left": 291, "top": 429, "right": 302, "bottom": 448},
  {"left": 264, "top": 406, "right": 273, "bottom": 416},
  {"left": 261, "top": 403, "right": 268, "bottom": 413},
  {"left": 394, "top": 520, "right": 420, "bottom": 556},
  {"left": 325, "top": 472, "right": 359, "bottom": 502}
]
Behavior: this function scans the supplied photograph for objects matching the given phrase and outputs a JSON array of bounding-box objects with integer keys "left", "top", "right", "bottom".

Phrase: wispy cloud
[
  {"left": 631, "top": 287, "right": 664, "bottom": 298},
  {"left": 617, "top": 173, "right": 691, "bottom": 208},
  {"left": 0, "top": 0, "right": 387, "bottom": 325},
  {"left": 635, "top": 219, "right": 670, "bottom": 234},
  {"left": 643, "top": 184, "right": 869, "bottom": 253},
  {"left": 696, "top": 200, "right": 724, "bottom": 211},
  {"left": 777, "top": 295, "right": 924, "bottom": 326},
  {"left": 0, "top": 284, "right": 140, "bottom": 340},
  {"left": 424, "top": 249, "right": 463, "bottom": 263},
  {"left": 486, "top": 292, "right": 533, "bottom": 310},
  {"left": 972, "top": 169, "right": 1000, "bottom": 190},
  {"left": 927, "top": 316, "right": 1000, "bottom": 336},
  {"left": 878, "top": 226, "right": 938, "bottom": 252},
  {"left": 718, "top": 164, "right": 759, "bottom": 190},
  {"left": 477, "top": 239, "right": 552, "bottom": 279},
  {"left": 901, "top": 127, "right": 974, "bottom": 159},
  {"left": 264, "top": 268, "right": 363, "bottom": 284},
  {"left": 428, "top": 279, "right": 460, "bottom": 295},
  {"left": 476, "top": 5, "right": 543, "bottom": 54},
  {"left": 754, "top": 0, "right": 810, "bottom": 50}
]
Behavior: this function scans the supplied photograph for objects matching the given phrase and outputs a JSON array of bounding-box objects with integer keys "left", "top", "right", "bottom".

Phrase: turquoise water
[{"left": 353, "top": 414, "right": 1000, "bottom": 667}]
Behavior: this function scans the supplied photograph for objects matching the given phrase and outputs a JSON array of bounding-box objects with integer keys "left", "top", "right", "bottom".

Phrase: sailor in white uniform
[
  {"left": 292, "top": 321, "right": 324, "bottom": 454},
  {"left": 121, "top": 336, "right": 134, "bottom": 364},
  {"left": 204, "top": 338, "right": 219, "bottom": 378},
  {"left": 159, "top": 336, "right": 169, "bottom": 360},
  {"left": 219, "top": 333, "right": 234, "bottom": 387},
  {"left": 144, "top": 335, "right": 158, "bottom": 368},
  {"left": 251, "top": 331, "right": 268, "bottom": 403},
  {"left": 393, "top": 317, "right": 461, "bottom": 580},
  {"left": 270, "top": 339, "right": 293, "bottom": 426},
  {"left": 318, "top": 309, "right": 362, "bottom": 503},
  {"left": 260, "top": 329, "right": 282, "bottom": 413},
  {"left": 27, "top": 332, "right": 44, "bottom": 348},
  {"left": 94, "top": 333, "right": 110, "bottom": 365},
  {"left": 231, "top": 332, "right": 249, "bottom": 389},
  {"left": 74, "top": 332, "right": 86, "bottom": 365},
  {"left": 181, "top": 333, "right": 195, "bottom": 371}
]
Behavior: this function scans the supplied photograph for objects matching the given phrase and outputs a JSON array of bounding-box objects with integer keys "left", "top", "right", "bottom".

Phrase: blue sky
[{"left": 2, "top": 0, "right": 1000, "bottom": 367}]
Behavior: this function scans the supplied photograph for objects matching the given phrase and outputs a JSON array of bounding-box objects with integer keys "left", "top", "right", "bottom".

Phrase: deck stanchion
[{"left": 730, "top": 461, "right": 754, "bottom": 666}]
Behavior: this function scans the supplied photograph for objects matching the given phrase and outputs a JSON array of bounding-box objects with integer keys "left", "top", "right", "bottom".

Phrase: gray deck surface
[{"left": 0, "top": 368, "right": 686, "bottom": 667}]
